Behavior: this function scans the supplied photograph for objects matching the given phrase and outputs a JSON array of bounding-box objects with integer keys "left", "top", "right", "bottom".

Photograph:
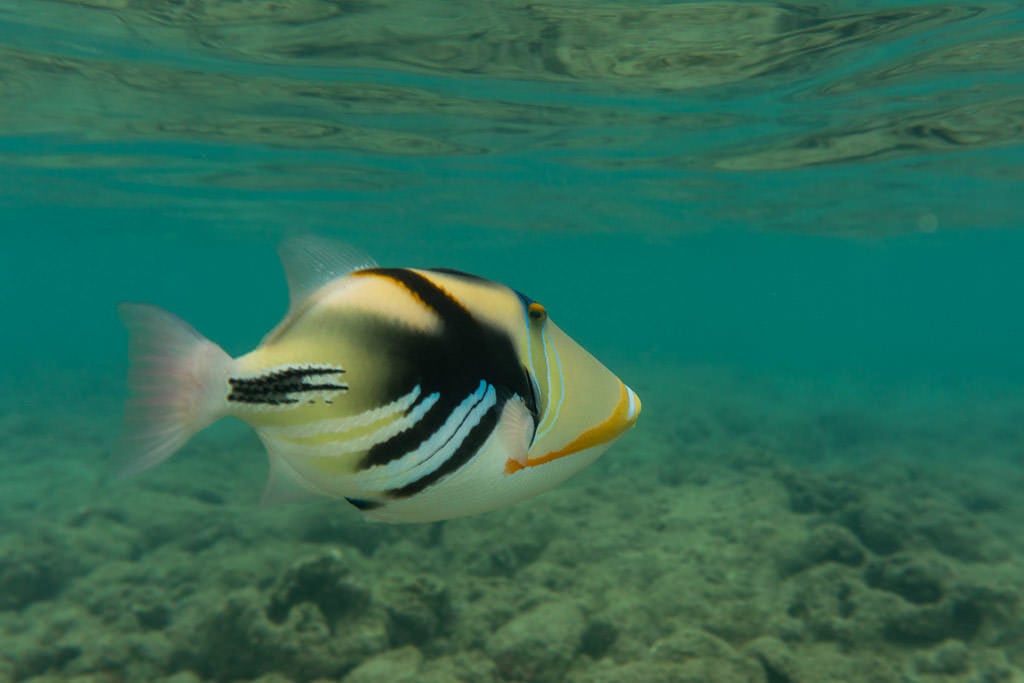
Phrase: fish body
[{"left": 120, "top": 237, "right": 640, "bottom": 523}]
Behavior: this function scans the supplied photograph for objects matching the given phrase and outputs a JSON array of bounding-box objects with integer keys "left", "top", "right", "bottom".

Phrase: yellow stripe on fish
[
  {"left": 117, "top": 236, "right": 641, "bottom": 523},
  {"left": 505, "top": 382, "right": 640, "bottom": 474}
]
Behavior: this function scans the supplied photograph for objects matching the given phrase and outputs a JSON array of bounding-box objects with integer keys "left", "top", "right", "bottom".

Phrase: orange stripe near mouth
[{"left": 505, "top": 382, "right": 637, "bottom": 474}]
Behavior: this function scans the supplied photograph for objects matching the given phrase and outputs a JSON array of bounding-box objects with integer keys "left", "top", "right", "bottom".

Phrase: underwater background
[{"left": 2, "top": 1, "right": 1024, "bottom": 682}]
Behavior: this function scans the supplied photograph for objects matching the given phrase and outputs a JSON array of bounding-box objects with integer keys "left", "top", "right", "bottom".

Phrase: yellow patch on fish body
[{"left": 118, "top": 236, "right": 640, "bottom": 523}]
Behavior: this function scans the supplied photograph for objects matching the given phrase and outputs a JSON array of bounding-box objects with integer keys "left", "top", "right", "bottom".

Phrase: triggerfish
[{"left": 119, "top": 236, "right": 640, "bottom": 523}]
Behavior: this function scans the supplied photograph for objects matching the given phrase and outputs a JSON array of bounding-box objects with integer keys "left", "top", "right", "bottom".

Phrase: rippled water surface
[{"left": 2, "top": 1, "right": 1022, "bottom": 235}]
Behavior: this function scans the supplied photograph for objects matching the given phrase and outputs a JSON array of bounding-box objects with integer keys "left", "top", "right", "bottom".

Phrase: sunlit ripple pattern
[{"left": 0, "top": 0, "right": 1021, "bottom": 235}]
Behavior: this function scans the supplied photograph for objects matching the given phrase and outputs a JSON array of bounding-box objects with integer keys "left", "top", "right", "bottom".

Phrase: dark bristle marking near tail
[{"left": 228, "top": 365, "right": 347, "bottom": 406}]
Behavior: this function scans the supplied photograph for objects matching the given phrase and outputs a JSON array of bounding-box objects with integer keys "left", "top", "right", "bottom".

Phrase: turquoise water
[{"left": 2, "top": 2, "right": 1024, "bottom": 682}]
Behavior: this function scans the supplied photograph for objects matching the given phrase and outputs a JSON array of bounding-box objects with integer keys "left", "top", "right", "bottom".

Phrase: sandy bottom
[{"left": 1, "top": 365, "right": 1023, "bottom": 683}]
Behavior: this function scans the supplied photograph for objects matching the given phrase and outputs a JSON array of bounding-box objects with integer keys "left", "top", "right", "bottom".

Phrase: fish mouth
[{"left": 623, "top": 384, "right": 641, "bottom": 426}]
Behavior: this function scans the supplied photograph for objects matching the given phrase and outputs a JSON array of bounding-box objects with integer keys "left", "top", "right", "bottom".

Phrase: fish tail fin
[{"left": 118, "top": 302, "right": 234, "bottom": 477}]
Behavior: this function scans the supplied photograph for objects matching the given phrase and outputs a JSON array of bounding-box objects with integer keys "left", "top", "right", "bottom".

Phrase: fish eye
[{"left": 528, "top": 302, "right": 547, "bottom": 322}]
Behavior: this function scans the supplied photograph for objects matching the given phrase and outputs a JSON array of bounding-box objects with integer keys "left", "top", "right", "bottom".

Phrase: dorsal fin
[{"left": 277, "top": 235, "right": 379, "bottom": 310}]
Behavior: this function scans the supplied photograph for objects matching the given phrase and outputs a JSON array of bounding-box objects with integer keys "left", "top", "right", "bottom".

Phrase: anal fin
[{"left": 261, "top": 453, "right": 327, "bottom": 505}]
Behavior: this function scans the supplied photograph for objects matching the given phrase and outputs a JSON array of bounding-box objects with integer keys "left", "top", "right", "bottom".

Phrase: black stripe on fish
[
  {"left": 425, "top": 267, "right": 492, "bottom": 283},
  {"left": 361, "top": 389, "right": 465, "bottom": 466},
  {"left": 390, "top": 397, "right": 503, "bottom": 498},
  {"left": 355, "top": 269, "right": 535, "bottom": 479},
  {"left": 363, "top": 267, "right": 472, "bottom": 327},
  {"left": 228, "top": 365, "right": 347, "bottom": 406}
]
